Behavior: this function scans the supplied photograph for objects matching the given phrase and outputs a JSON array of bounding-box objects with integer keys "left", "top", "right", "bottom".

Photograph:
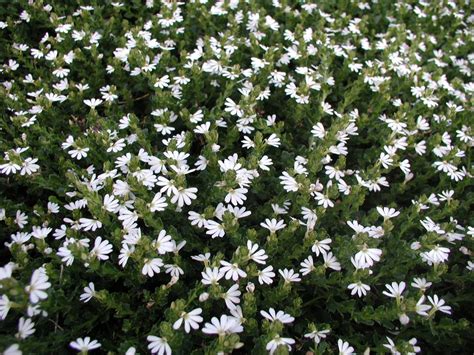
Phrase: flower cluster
[{"left": 0, "top": 0, "right": 472, "bottom": 354}]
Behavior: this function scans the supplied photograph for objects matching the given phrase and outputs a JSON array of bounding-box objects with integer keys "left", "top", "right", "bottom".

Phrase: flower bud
[
  {"left": 199, "top": 292, "right": 209, "bottom": 302},
  {"left": 399, "top": 313, "right": 410, "bottom": 325},
  {"left": 167, "top": 276, "right": 179, "bottom": 288},
  {"left": 246, "top": 282, "right": 255, "bottom": 293},
  {"left": 404, "top": 172, "right": 414, "bottom": 182}
]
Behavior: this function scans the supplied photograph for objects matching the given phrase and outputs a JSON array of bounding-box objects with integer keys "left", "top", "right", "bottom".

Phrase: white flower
[
  {"left": 311, "top": 122, "right": 326, "bottom": 139},
  {"left": 154, "top": 75, "right": 170, "bottom": 89},
  {"left": 247, "top": 240, "right": 268, "bottom": 264},
  {"left": 0, "top": 294, "right": 11, "bottom": 320},
  {"left": 304, "top": 329, "right": 330, "bottom": 344},
  {"left": 260, "top": 308, "right": 294, "bottom": 324},
  {"left": 204, "top": 220, "right": 225, "bottom": 238},
  {"left": 258, "top": 265, "right": 275, "bottom": 285},
  {"left": 80, "top": 282, "right": 96, "bottom": 303},
  {"left": 12, "top": 211, "right": 27, "bottom": 229},
  {"left": 16, "top": 318, "right": 35, "bottom": 339},
  {"left": 201, "top": 267, "right": 224, "bottom": 285},
  {"left": 0, "top": 263, "right": 15, "bottom": 280},
  {"left": 170, "top": 187, "right": 197, "bottom": 207},
  {"left": 103, "top": 194, "right": 120, "bottom": 213},
  {"left": 31, "top": 226, "right": 52, "bottom": 240},
  {"left": 218, "top": 154, "right": 242, "bottom": 172},
  {"left": 322, "top": 251, "right": 341, "bottom": 271},
  {"left": 45, "top": 202, "right": 59, "bottom": 215},
  {"left": 265, "top": 133, "right": 281, "bottom": 147},
  {"left": 69, "top": 337, "right": 101, "bottom": 352},
  {"left": 347, "top": 281, "right": 370, "bottom": 297},
  {"left": 191, "top": 252, "right": 211, "bottom": 263},
  {"left": 300, "top": 255, "right": 315, "bottom": 275},
  {"left": 1, "top": 344, "right": 21, "bottom": 355},
  {"left": 224, "top": 187, "right": 248, "bottom": 206},
  {"left": 428, "top": 294, "right": 451, "bottom": 314},
  {"left": 279, "top": 268, "right": 301, "bottom": 283},
  {"left": 322, "top": 101, "right": 334, "bottom": 115},
  {"left": 260, "top": 218, "right": 286, "bottom": 233},
  {"left": 68, "top": 147, "right": 89, "bottom": 160},
  {"left": 147, "top": 336, "right": 171, "bottom": 355},
  {"left": 154, "top": 230, "right": 174, "bottom": 254},
  {"left": 220, "top": 261, "right": 247, "bottom": 281},
  {"left": 164, "top": 264, "right": 184, "bottom": 279},
  {"left": 259, "top": 155, "right": 273, "bottom": 171},
  {"left": 383, "top": 281, "right": 406, "bottom": 300},
  {"left": 83, "top": 98, "right": 103, "bottom": 108},
  {"left": 266, "top": 335, "right": 295, "bottom": 355},
  {"left": 25, "top": 267, "right": 51, "bottom": 304},
  {"left": 313, "top": 192, "right": 334, "bottom": 208},
  {"left": 408, "top": 338, "right": 421, "bottom": 353},
  {"left": 312, "top": 238, "right": 332, "bottom": 256},
  {"left": 173, "top": 308, "right": 203, "bottom": 333},
  {"left": 0, "top": 161, "right": 21, "bottom": 175},
  {"left": 113, "top": 180, "right": 131, "bottom": 196},
  {"left": 224, "top": 98, "right": 243, "bottom": 117},
  {"left": 423, "top": 245, "right": 450, "bottom": 264},
  {"left": 90, "top": 237, "right": 113, "bottom": 261},
  {"left": 338, "top": 339, "right": 355, "bottom": 355},
  {"left": 20, "top": 158, "right": 39, "bottom": 175},
  {"left": 415, "top": 295, "right": 431, "bottom": 316},
  {"left": 189, "top": 109, "right": 204, "bottom": 124},
  {"left": 194, "top": 122, "right": 211, "bottom": 134},
  {"left": 325, "top": 166, "right": 345, "bottom": 181},
  {"left": 279, "top": 172, "right": 299, "bottom": 192},
  {"left": 57, "top": 245, "right": 74, "bottom": 266},
  {"left": 228, "top": 205, "right": 251, "bottom": 219},
  {"left": 148, "top": 192, "right": 168, "bottom": 213},
  {"left": 188, "top": 211, "right": 207, "bottom": 228},
  {"left": 79, "top": 218, "right": 102, "bottom": 232},
  {"left": 354, "top": 246, "right": 382, "bottom": 267},
  {"left": 383, "top": 337, "right": 401, "bottom": 355},
  {"left": 347, "top": 220, "right": 368, "bottom": 236},
  {"left": 376, "top": 206, "right": 400, "bottom": 220},
  {"left": 411, "top": 278, "right": 432, "bottom": 292},
  {"left": 118, "top": 208, "right": 139, "bottom": 228},
  {"left": 202, "top": 315, "right": 243, "bottom": 336},
  {"left": 142, "top": 258, "right": 164, "bottom": 277},
  {"left": 222, "top": 284, "right": 241, "bottom": 310}
]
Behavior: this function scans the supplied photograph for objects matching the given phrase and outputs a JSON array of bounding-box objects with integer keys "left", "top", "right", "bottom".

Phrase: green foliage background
[{"left": 0, "top": 0, "right": 473, "bottom": 354}]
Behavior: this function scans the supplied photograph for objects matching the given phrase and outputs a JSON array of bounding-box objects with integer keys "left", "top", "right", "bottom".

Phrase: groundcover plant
[{"left": 0, "top": 0, "right": 473, "bottom": 354}]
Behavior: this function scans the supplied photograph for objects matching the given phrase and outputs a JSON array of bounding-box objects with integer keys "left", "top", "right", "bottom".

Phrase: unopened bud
[
  {"left": 199, "top": 292, "right": 209, "bottom": 302},
  {"left": 166, "top": 276, "right": 179, "bottom": 288},
  {"left": 399, "top": 313, "right": 410, "bottom": 325},
  {"left": 246, "top": 282, "right": 255, "bottom": 293}
]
